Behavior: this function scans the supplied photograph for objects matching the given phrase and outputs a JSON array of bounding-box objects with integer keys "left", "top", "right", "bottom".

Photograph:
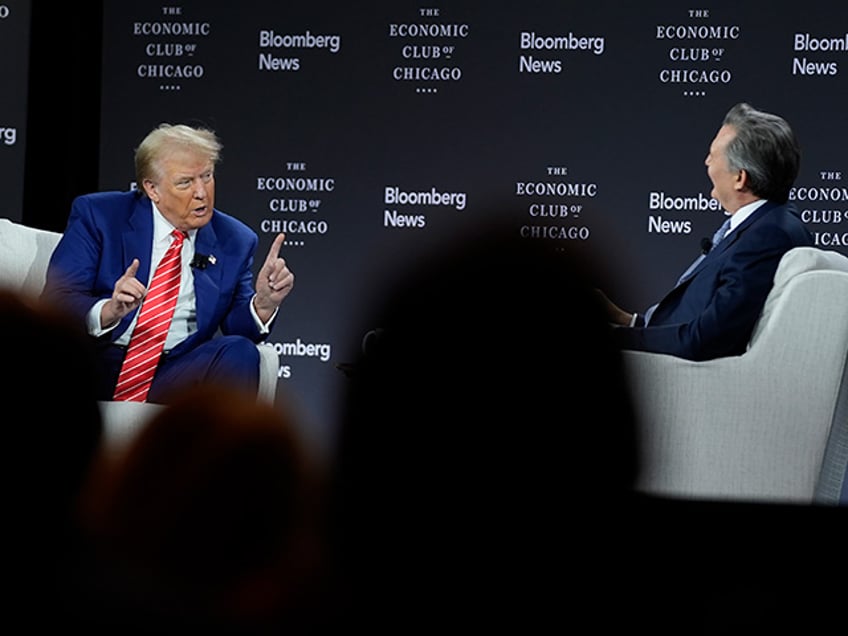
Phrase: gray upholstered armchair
[
  {"left": 0, "top": 217, "right": 280, "bottom": 447},
  {"left": 623, "top": 246, "right": 848, "bottom": 505}
]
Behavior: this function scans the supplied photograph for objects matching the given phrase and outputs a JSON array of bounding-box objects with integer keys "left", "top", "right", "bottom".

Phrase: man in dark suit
[
  {"left": 42, "top": 123, "right": 294, "bottom": 402},
  {"left": 599, "top": 102, "right": 812, "bottom": 361}
]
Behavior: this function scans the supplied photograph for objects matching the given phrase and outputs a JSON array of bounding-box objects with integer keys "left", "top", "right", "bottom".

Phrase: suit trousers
[{"left": 97, "top": 335, "right": 261, "bottom": 404}]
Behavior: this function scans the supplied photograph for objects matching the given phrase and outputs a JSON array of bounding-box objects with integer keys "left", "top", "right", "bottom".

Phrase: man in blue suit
[
  {"left": 599, "top": 102, "right": 813, "bottom": 361},
  {"left": 42, "top": 123, "right": 295, "bottom": 402}
]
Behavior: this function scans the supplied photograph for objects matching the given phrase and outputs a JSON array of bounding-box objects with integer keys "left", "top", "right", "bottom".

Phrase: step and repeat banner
[
  {"left": 98, "top": 1, "right": 848, "bottom": 456},
  {"left": 0, "top": 0, "right": 30, "bottom": 223}
]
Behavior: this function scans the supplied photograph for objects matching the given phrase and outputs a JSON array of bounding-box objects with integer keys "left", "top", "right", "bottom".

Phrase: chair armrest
[
  {"left": 257, "top": 342, "right": 280, "bottom": 405},
  {"left": 98, "top": 400, "right": 166, "bottom": 454}
]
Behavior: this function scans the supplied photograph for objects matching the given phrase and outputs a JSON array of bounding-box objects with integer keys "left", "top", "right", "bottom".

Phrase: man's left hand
[{"left": 254, "top": 232, "right": 294, "bottom": 322}]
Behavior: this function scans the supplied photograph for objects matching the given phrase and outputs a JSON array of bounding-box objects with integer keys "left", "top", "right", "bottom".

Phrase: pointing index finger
[
  {"left": 126, "top": 258, "right": 140, "bottom": 278},
  {"left": 265, "top": 233, "right": 286, "bottom": 265}
]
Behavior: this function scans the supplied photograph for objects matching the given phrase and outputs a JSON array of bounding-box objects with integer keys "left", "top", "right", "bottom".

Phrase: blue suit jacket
[
  {"left": 614, "top": 201, "right": 813, "bottom": 361},
  {"left": 43, "top": 190, "right": 267, "bottom": 357}
]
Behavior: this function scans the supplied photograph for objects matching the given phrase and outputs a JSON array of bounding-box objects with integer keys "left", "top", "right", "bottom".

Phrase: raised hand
[
  {"left": 254, "top": 232, "right": 295, "bottom": 322},
  {"left": 101, "top": 258, "right": 146, "bottom": 328}
]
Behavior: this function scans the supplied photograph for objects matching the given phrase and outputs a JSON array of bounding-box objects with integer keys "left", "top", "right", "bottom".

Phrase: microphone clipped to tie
[{"left": 700, "top": 237, "right": 713, "bottom": 255}]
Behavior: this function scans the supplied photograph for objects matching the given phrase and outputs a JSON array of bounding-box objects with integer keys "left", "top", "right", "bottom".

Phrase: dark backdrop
[
  {"left": 23, "top": 1, "right": 102, "bottom": 232},
  {"left": 18, "top": 1, "right": 848, "bottom": 457}
]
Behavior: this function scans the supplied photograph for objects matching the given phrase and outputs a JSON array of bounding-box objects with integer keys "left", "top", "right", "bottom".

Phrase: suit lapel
[
  {"left": 111, "top": 196, "right": 155, "bottom": 341},
  {"left": 684, "top": 201, "right": 778, "bottom": 280},
  {"left": 711, "top": 201, "right": 776, "bottom": 258},
  {"left": 124, "top": 196, "right": 156, "bottom": 285},
  {"left": 192, "top": 220, "right": 222, "bottom": 335}
]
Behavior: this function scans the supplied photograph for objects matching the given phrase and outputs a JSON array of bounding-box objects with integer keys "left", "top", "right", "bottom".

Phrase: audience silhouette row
[{"left": 3, "top": 219, "right": 845, "bottom": 634}]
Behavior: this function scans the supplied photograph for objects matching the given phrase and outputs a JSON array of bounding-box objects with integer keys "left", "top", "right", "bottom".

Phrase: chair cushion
[
  {"left": 0, "top": 218, "right": 62, "bottom": 295},
  {"left": 750, "top": 247, "right": 848, "bottom": 349}
]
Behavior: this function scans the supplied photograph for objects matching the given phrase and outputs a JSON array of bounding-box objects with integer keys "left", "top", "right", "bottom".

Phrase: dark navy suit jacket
[
  {"left": 42, "top": 190, "right": 268, "bottom": 357},
  {"left": 613, "top": 200, "right": 813, "bottom": 361}
]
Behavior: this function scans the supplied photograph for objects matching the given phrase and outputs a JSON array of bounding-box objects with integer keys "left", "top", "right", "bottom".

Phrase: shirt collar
[
  {"left": 727, "top": 199, "right": 766, "bottom": 234},
  {"left": 151, "top": 201, "right": 196, "bottom": 244}
]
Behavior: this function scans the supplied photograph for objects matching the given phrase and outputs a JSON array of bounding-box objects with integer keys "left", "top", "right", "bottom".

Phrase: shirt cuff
[
  {"left": 251, "top": 294, "right": 278, "bottom": 334},
  {"left": 87, "top": 299, "right": 120, "bottom": 337}
]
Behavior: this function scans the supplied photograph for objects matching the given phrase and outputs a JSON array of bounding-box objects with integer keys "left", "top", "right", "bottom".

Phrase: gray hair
[{"left": 721, "top": 102, "right": 800, "bottom": 203}]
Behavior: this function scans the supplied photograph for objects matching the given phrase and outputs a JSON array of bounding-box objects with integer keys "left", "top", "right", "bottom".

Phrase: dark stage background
[{"left": 12, "top": 1, "right": 848, "bottom": 457}]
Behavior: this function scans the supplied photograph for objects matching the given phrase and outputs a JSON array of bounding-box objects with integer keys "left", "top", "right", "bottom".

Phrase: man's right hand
[
  {"left": 101, "top": 258, "right": 146, "bottom": 328},
  {"left": 594, "top": 289, "right": 634, "bottom": 326}
]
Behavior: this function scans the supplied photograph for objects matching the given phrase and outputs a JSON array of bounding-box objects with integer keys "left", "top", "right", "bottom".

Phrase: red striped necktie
[{"left": 112, "top": 230, "right": 186, "bottom": 402}]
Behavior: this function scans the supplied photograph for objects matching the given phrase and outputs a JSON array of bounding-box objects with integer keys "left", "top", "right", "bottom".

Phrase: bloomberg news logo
[{"left": 647, "top": 190, "right": 722, "bottom": 235}]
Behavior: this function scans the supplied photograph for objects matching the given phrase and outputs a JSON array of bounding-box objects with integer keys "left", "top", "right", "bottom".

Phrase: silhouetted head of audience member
[
  {"left": 326, "top": 221, "right": 642, "bottom": 630},
  {"left": 0, "top": 289, "right": 103, "bottom": 535},
  {"left": 0, "top": 288, "right": 104, "bottom": 626},
  {"left": 79, "top": 384, "right": 323, "bottom": 633}
]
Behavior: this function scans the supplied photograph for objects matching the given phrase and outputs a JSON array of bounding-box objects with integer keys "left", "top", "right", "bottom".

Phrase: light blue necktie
[
  {"left": 712, "top": 216, "right": 733, "bottom": 248},
  {"left": 675, "top": 216, "right": 732, "bottom": 285},
  {"left": 644, "top": 216, "right": 732, "bottom": 326}
]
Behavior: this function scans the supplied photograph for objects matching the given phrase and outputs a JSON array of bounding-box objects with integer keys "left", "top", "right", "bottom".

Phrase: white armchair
[
  {"left": 623, "top": 246, "right": 848, "bottom": 505},
  {"left": 0, "top": 217, "right": 280, "bottom": 447}
]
